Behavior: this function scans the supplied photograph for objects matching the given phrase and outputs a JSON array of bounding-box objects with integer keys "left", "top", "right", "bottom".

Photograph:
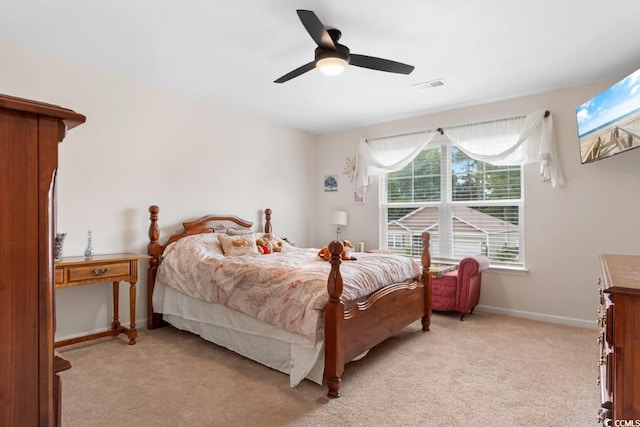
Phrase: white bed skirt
[{"left": 152, "top": 279, "right": 325, "bottom": 387}]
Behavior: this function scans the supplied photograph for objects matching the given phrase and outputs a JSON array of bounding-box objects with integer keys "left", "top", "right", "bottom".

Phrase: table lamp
[{"left": 331, "top": 211, "right": 348, "bottom": 241}]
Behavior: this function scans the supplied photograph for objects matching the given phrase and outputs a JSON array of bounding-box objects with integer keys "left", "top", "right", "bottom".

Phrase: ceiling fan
[{"left": 274, "top": 10, "right": 415, "bottom": 83}]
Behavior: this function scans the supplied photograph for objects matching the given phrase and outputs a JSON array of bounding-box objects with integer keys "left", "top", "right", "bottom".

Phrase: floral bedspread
[{"left": 157, "top": 233, "right": 422, "bottom": 343}]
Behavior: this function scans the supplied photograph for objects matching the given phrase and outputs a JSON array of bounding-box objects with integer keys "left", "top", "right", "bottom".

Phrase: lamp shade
[{"left": 331, "top": 211, "right": 348, "bottom": 226}]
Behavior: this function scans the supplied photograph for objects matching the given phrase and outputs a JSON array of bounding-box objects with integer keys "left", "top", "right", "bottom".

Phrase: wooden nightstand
[{"left": 54, "top": 253, "right": 149, "bottom": 347}]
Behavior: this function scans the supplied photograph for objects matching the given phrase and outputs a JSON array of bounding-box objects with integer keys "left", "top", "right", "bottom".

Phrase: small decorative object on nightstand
[
  {"left": 54, "top": 253, "right": 150, "bottom": 346},
  {"left": 54, "top": 233, "right": 66, "bottom": 261},
  {"left": 84, "top": 230, "right": 94, "bottom": 260}
]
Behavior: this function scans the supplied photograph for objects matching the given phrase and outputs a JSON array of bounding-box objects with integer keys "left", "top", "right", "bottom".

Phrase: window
[{"left": 380, "top": 142, "right": 524, "bottom": 268}]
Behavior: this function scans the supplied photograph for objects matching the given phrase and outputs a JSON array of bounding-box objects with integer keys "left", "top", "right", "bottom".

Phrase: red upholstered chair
[{"left": 431, "top": 255, "right": 490, "bottom": 320}]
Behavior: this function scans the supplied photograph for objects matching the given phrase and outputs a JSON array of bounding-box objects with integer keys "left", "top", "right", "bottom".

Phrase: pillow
[
  {"left": 164, "top": 233, "right": 225, "bottom": 257},
  {"left": 227, "top": 227, "right": 254, "bottom": 236},
  {"left": 217, "top": 233, "right": 260, "bottom": 256},
  {"left": 201, "top": 233, "right": 225, "bottom": 255}
]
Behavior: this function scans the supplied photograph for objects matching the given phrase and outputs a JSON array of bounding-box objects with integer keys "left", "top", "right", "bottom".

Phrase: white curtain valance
[
  {"left": 443, "top": 109, "right": 564, "bottom": 187},
  {"left": 354, "top": 109, "right": 564, "bottom": 193},
  {"left": 355, "top": 131, "right": 437, "bottom": 191}
]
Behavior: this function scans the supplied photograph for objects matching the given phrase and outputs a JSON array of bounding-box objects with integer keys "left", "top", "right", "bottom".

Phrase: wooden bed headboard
[{"left": 146, "top": 205, "right": 271, "bottom": 328}]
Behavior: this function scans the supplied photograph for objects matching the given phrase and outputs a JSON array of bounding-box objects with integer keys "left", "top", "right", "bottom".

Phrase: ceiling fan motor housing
[{"left": 315, "top": 43, "right": 350, "bottom": 63}]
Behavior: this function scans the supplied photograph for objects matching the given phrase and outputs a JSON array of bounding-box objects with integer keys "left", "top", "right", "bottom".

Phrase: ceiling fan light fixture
[
  {"left": 316, "top": 56, "right": 348, "bottom": 76},
  {"left": 273, "top": 10, "right": 414, "bottom": 83}
]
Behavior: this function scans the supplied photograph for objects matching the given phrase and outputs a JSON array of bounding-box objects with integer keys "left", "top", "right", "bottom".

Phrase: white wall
[
  {"left": 316, "top": 82, "right": 640, "bottom": 327},
  {"left": 4, "top": 38, "right": 637, "bottom": 336},
  {"left": 0, "top": 40, "right": 318, "bottom": 340}
]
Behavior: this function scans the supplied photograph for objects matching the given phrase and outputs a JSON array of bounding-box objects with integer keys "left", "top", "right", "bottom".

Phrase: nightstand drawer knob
[{"left": 93, "top": 268, "right": 109, "bottom": 276}]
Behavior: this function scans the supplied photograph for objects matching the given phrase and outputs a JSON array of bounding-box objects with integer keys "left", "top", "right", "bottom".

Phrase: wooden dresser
[
  {"left": 0, "top": 94, "right": 85, "bottom": 426},
  {"left": 598, "top": 254, "right": 640, "bottom": 424}
]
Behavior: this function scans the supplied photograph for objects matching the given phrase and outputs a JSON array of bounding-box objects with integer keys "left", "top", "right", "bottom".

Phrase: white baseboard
[
  {"left": 58, "top": 309, "right": 595, "bottom": 340},
  {"left": 475, "top": 305, "right": 597, "bottom": 329}
]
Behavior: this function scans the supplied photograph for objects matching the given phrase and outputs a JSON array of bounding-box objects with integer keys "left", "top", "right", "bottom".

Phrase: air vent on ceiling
[{"left": 413, "top": 78, "right": 446, "bottom": 90}]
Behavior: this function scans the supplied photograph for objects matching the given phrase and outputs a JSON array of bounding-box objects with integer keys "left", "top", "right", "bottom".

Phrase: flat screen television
[{"left": 576, "top": 67, "right": 640, "bottom": 164}]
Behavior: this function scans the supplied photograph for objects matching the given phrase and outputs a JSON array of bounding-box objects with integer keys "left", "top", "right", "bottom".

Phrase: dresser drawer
[
  {"left": 606, "top": 352, "right": 614, "bottom": 396},
  {"left": 605, "top": 305, "right": 614, "bottom": 347},
  {"left": 53, "top": 253, "right": 148, "bottom": 348},
  {"left": 67, "top": 262, "right": 131, "bottom": 283},
  {"left": 55, "top": 268, "right": 64, "bottom": 285}
]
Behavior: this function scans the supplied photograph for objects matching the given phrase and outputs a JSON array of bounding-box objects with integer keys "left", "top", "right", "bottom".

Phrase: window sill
[
  {"left": 485, "top": 266, "right": 529, "bottom": 276},
  {"left": 415, "top": 257, "right": 528, "bottom": 276}
]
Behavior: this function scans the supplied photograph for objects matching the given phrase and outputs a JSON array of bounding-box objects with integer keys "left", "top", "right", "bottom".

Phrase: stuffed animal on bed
[
  {"left": 317, "top": 240, "right": 355, "bottom": 261},
  {"left": 256, "top": 238, "right": 271, "bottom": 254},
  {"left": 263, "top": 233, "right": 286, "bottom": 253}
]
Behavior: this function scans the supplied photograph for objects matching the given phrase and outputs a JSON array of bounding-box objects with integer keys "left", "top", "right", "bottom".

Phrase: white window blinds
[{"left": 380, "top": 143, "right": 524, "bottom": 268}]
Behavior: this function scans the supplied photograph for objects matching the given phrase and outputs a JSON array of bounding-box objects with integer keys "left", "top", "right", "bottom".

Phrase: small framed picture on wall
[
  {"left": 354, "top": 190, "right": 365, "bottom": 203},
  {"left": 324, "top": 175, "right": 338, "bottom": 192}
]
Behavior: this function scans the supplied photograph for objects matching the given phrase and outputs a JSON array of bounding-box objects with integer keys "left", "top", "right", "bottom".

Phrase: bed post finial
[
  {"left": 149, "top": 205, "right": 159, "bottom": 245},
  {"left": 421, "top": 232, "right": 432, "bottom": 331},
  {"left": 264, "top": 208, "right": 272, "bottom": 234}
]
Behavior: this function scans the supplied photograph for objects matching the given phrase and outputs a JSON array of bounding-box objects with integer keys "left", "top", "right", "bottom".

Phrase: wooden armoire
[{"left": 0, "top": 94, "right": 85, "bottom": 426}]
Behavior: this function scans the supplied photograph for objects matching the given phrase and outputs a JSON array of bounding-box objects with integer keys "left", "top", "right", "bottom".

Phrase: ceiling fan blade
[
  {"left": 350, "top": 54, "right": 415, "bottom": 75},
  {"left": 274, "top": 61, "right": 316, "bottom": 83},
  {"left": 296, "top": 10, "right": 335, "bottom": 49}
]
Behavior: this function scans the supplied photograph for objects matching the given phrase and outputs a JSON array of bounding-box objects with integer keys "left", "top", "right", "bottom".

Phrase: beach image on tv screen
[{"left": 576, "top": 68, "right": 640, "bottom": 163}]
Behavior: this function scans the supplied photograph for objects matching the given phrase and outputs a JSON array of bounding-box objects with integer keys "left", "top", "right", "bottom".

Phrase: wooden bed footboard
[
  {"left": 324, "top": 233, "right": 431, "bottom": 398},
  {"left": 146, "top": 205, "right": 431, "bottom": 398}
]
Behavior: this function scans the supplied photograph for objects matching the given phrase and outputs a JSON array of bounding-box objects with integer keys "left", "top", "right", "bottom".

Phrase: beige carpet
[{"left": 58, "top": 312, "right": 600, "bottom": 426}]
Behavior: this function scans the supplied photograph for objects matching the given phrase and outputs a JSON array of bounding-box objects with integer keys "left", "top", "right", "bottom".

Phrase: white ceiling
[{"left": 2, "top": 1, "right": 640, "bottom": 135}]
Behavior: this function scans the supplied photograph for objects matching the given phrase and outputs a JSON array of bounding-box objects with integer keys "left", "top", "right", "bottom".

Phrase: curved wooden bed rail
[{"left": 146, "top": 205, "right": 431, "bottom": 398}]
